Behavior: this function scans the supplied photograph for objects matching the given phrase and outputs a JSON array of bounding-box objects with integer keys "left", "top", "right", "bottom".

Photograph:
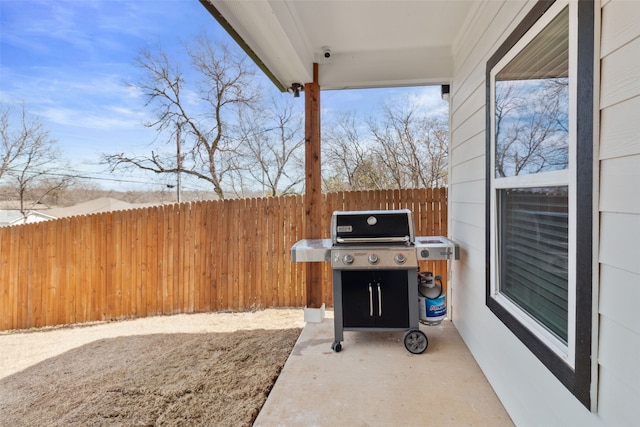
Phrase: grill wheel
[{"left": 403, "top": 329, "right": 428, "bottom": 354}]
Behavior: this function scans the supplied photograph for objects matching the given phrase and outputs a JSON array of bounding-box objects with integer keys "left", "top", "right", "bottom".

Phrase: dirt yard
[{"left": 0, "top": 309, "right": 304, "bottom": 426}]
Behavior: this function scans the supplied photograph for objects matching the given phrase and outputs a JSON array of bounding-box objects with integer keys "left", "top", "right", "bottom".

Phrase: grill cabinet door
[
  {"left": 341, "top": 271, "right": 409, "bottom": 329},
  {"left": 375, "top": 271, "right": 410, "bottom": 328}
]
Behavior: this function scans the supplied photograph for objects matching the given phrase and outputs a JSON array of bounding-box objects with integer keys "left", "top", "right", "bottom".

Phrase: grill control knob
[
  {"left": 420, "top": 249, "right": 430, "bottom": 259},
  {"left": 394, "top": 253, "right": 407, "bottom": 264},
  {"left": 368, "top": 253, "right": 379, "bottom": 265},
  {"left": 342, "top": 254, "right": 354, "bottom": 265}
]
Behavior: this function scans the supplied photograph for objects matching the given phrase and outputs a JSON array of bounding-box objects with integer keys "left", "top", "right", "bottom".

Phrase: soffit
[{"left": 201, "top": 0, "right": 475, "bottom": 91}]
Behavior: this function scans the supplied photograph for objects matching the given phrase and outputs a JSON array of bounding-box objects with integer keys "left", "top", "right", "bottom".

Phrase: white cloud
[
  {"left": 408, "top": 86, "right": 449, "bottom": 118},
  {"left": 37, "top": 106, "right": 144, "bottom": 130}
]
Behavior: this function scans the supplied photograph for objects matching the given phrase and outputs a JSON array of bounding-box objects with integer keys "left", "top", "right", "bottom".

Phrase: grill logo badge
[{"left": 336, "top": 225, "right": 352, "bottom": 233}]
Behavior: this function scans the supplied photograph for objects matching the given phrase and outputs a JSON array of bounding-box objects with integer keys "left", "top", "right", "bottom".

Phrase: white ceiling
[{"left": 201, "top": 0, "right": 476, "bottom": 91}]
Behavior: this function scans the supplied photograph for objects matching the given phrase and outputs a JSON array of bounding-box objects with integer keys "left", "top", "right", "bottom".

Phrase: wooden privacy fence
[{"left": 0, "top": 188, "right": 447, "bottom": 331}]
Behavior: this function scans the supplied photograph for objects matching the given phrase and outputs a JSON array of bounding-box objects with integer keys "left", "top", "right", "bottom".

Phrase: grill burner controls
[{"left": 331, "top": 247, "right": 418, "bottom": 270}]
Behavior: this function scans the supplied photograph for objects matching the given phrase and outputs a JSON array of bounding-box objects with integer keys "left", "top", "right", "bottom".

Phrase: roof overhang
[{"left": 200, "top": 0, "right": 476, "bottom": 91}]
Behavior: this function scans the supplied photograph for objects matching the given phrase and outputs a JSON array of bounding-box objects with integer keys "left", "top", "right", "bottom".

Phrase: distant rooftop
[
  {"left": 0, "top": 210, "right": 56, "bottom": 227},
  {"left": 47, "top": 197, "right": 159, "bottom": 218}
]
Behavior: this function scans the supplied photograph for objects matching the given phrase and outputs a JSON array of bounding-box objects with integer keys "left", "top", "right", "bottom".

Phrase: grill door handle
[
  {"left": 377, "top": 283, "right": 382, "bottom": 316},
  {"left": 336, "top": 236, "right": 410, "bottom": 244},
  {"left": 368, "top": 284, "right": 374, "bottom": 317}
]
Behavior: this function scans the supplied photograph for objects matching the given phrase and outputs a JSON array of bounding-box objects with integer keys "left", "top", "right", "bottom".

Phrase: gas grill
[{"left": 291, "top": 208, "right": 459, "bottom": 354}]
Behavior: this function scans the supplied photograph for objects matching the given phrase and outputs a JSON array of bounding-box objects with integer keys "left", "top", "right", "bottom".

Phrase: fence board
[
  {"left": 150, "top": 207, "right": 158, "bottom": 314},
  {"left": 26, "top": 224, "right": 38, "bottom": 327},
  {"left": 248, "top": 197, "right": 256, "bottom": 309},
  {"left": 133, "top": 209, "right": 142, "bottom": 317},
  {"left": 198, "top": 201, "right": 207, "bottom": 312},
  {"left": 211, "top": 200, "right": 221, "bottom": 310},
  {"left": 193, "top": 201, "right": 203, "bottom": 312},
  {"left": 8, "top": 227, "right": 19, "bottom": 329},
  {"left": 0, "top": 188, "right": 447, "bottom": 330},
  {"left": 169, "top": 206, "right": 177, "bottom": 313},
  {"left": 172, "top": 204, "right": 181, "bottom": 314},
  {"left": 0, "top": 229, "right": 9, "bottom": 329},
  {"left": 208, "top": 200, "right": 216, "bottom": 310},
  {"left": 241, "top": 198, "right": 250, "bottom": 309},
  {"left": 65, "top": 219, "right": 75, "bottom": 324},
  {"left": 124, "top": 211, "right": 134, "bottom": 318},
  {"left": 186, "top": 202, "right": 195, "bottom": 312},
  {"left": 68, "top": 219, "right": 78, "bottom": 324},
  {"left": 77, "top": 216, "right": 88, "bottom": 323},
  {"left": 283, "top": 196, "right": 292, "bottom": 308},
  {"left": 89, "top": 215, "right": 99, "bottom": 321},
  {"left": 46, "top": 221, "right": 58, "bottom": 326},
  {"left": 276, "top": 197, "right": 284, "bottom": 307},
  {"left": 136, "top": 210, "right": 146, "bottom": 317},
  {"left": 233, "top": 199, "right": 241, "bottom": 309},
  {"left": 104, "top": 212, "right": 115, "bottom": 319},
  {"left": 232, "top": 199, "right": 241, "bottom": 309},
  {"left": 16, "top": 225, "right": 28, "bottom": 327},
  {"left": 184, "top": 204, "right": 191, "bottom": 311},
  {"left": 221, "top": 198, "right": 228, "bottom": 310},
  {"left": 120, "top": 212, "right": 129, "bottom": 318},
  {"left": 265, "top": 197, "right": 274, "bottom": 307}
]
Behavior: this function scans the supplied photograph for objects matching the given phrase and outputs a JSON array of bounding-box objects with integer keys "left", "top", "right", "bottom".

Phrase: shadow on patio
[{"left": 255, "top": 310, "right": 513, "bottom": 426}]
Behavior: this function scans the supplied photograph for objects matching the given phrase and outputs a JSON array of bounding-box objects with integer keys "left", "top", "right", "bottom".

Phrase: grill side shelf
[
  {"left": 291, "top": 239, "right": 332, "bottom": 262},
  {"left": 414, "top": 236, "right": 460, "bottom": 260}
]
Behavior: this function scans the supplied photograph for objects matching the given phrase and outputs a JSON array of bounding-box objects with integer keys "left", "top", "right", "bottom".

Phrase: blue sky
[{"left": 1, "top": 0, "right": 446, "bottom": 192}]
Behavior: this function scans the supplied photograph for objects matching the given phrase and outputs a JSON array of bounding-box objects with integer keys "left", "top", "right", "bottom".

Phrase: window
[
  {"left": 486, "top": 0, "right": 594, "bottom": 409},
  {"left": 499, "top": 187, "right": 569, "bottom": 342}
]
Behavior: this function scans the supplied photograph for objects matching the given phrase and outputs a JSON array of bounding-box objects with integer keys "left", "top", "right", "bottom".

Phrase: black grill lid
[{"left": 331, "top": 209, "right": 415, "bottom": 245}]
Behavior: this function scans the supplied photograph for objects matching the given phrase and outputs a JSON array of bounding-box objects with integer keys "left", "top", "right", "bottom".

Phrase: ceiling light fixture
[
  {"left": 441, "top": 84, "right": 450, "bottom": 101},
  {"left": 288, "top": 83, "right": 304, "bottom": 98}
]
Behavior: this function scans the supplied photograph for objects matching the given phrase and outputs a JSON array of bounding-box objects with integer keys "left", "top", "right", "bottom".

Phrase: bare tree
[
  {"left": 322, "top": 111, "right": 394, "bottom": 191},
  {"left": 421, "top": 116, "right": 449, "bottom": 187},
  {"left": 367, "top": 100, "right": 448, "bottom": 189},
  {"left": 0, "top": 104, "right": 72, "bottom": 221},
  {"left": 235, "top": 96, "right": 304, "bottom": 196},
  {"left": 1, "top": 105, "right": 23, "bottom": 181},
  {"left": 103, "top": 37, "right": 260, "bottom": 199},
  {"left": 494, "top": 78, "right": 569, "bottom": 177}
]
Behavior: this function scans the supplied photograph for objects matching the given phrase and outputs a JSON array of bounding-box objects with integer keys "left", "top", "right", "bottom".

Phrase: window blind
[
  {"left": 497, "top": 7, "right": 569, "bottom": 81},
  {"left": 499, "top": 187, "right": 569, "bottom": 342}
]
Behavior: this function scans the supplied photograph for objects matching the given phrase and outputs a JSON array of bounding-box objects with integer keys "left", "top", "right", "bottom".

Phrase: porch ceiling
[{"left": 200, "top": 0, "right": 476, "bottom": 91}]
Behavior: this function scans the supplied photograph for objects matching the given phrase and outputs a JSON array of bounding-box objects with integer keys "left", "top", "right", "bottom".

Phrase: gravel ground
[{"left": 0, "top": 309, "right": 304, "bottom": 426}]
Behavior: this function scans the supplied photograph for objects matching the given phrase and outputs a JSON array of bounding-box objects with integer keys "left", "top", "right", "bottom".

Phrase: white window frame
[
  {"left": 485, "top": 0, "right": 595, "bottom": 409},
  {"left": 488, "top": 1, "right": 577, "bottom": 366}
]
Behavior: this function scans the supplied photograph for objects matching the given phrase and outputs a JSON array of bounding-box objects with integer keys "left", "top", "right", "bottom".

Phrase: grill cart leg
[
  {"left": 403, "top": 329, "right": 428, "bottom": 354},
  {"left": 332, "top": 269, "right": 345, "bottom": 352}
]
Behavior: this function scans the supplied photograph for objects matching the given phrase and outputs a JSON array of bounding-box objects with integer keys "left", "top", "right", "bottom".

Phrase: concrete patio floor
[{"left": 254, "top": 311, "right": 514, "bottom": 427}]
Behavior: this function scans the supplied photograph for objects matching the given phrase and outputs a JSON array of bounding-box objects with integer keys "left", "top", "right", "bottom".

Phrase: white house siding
[
  {"left": 597, "top": 0, "right": 640, "bottom": 425},
  {"left": 449, "top": 0, "right": 640, "bottom": 425}
]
